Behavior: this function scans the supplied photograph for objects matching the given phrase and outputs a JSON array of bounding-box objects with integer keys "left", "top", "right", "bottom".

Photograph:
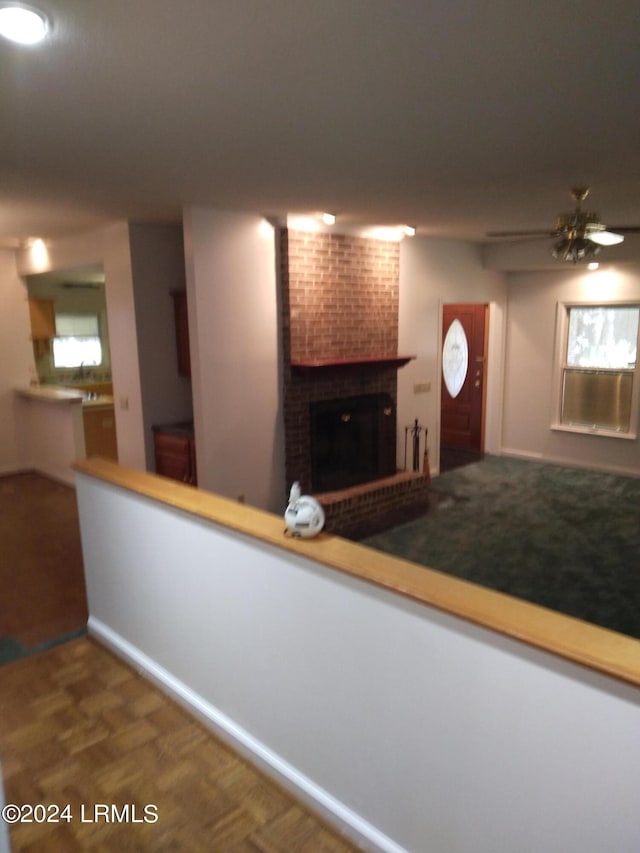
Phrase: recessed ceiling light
[
  {"left": 362, "top": 227, "right": 404, "bottom": 242},
  {"left": 0, "top": 4, "right": 49, "bottom": 44},
  {"left": 288, "top": 215, "right": 321, "bottom": 233}
]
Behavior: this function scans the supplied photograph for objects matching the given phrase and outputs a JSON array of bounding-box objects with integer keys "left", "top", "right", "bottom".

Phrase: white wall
[
  {"left": 398, "top": 237, "right": 508, "bottom": 472},
  {"left": 183, "top": 208, "right": 285, "bottom": 512},
  {"left": 16, "top": 223, "right": 147, "bottom": 470},
  {"left": 11, "top": 218, "right": 638, "bottom": 488},
  {"left": 76, "top": 471, "right": 640, "bottom": 853},
  {"left": 0, "top": 249, "right": 37, "bottom": 473},
  {"left": 502, "top": 264, "right": 640, "bottom": 474},
  {"left": 14, "top": 395, "right": 85, "bottom": 485},
  {"left": 128, "top": 222, "right": 193, "bottom": 471}
]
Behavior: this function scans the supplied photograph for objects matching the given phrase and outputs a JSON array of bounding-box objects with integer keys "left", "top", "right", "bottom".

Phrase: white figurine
[{"left": 284, "top": 481, "right": 325, "bottom": 538}]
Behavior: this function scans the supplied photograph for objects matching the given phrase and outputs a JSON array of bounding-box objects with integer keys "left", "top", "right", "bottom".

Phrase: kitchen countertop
[
  {"left": 82, "top": 395, "right": 114, "bottom": 409},
  {"left": 15, "top": 385, "right": 84, "bottom": 404},
  {"left": 15, "top": 386, "right": 114, "bottom": 408}
]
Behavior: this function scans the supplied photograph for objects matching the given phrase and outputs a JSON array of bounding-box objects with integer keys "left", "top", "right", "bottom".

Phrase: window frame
[
  {"left": 51, "top": 311, "right": 104, "bottom": 370},
  {"left": 551, "top": 300, "right": 640, "bottom": 440}
]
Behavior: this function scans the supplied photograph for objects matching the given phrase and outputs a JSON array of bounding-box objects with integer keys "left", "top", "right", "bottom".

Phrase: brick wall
[
  {"left": 281, "top": 228, "right": 401, "bottom": 493},
  {"left": 284, "top": 229, "right": 398, "bottom": 361}
]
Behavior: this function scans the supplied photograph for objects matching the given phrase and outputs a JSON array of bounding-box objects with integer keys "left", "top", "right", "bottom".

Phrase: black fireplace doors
[{"left": 310, "top": 393, "right": 396, "bottom": 492}]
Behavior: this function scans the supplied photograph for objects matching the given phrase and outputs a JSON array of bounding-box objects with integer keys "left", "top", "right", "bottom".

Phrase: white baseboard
[
  {"left": 88, "top": 616, "right": 406, "bottom": 853},
  {"left": 498, "top": 448, "right": 544, "bottom": 462},
  {"left": 499, "top": 447, "right": 640, "bottom": 478},
  {"left": 0, "top": 464, "right": 31, "bottom": 477},
  {"left": 0, "top": 464, "right": 77, "bottom": 487},
  {"left": 34, "top": 464, "right": 76, "bottom": 487}
]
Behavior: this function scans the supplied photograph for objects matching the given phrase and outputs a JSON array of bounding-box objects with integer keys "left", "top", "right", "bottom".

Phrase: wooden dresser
[{"left": 152, "top": 422, "right": 196, "bottom": 486}]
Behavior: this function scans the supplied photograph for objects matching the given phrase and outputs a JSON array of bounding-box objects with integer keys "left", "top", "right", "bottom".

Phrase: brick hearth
[{"left": 316, "top": 471, "right": 430, "bottom": 538}]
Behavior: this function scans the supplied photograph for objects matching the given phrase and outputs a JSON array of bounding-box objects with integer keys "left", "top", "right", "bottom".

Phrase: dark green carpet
[{"left": 363, "top": 456, "right": 640, "bottom": 639}]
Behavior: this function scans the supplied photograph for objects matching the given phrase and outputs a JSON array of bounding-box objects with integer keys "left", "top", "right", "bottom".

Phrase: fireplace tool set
[{"left": 404, "top": 418, "right": 431, "bottom": 482}]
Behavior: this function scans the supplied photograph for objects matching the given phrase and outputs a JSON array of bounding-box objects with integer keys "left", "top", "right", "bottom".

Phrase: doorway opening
[
  {"left": 440, "top": 303, "right": 488, "bottom": 473},
  {"left": 26, "top": 264, "right": 118, "bottom": 461}
]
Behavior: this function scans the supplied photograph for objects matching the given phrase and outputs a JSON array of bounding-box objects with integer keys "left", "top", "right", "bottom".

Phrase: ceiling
[{"left": 2, "top": 0, "right": 640, "bottom": 248}]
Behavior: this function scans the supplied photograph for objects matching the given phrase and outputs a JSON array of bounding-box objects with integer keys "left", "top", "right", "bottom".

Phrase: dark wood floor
[
  {"left": 0, "top": 472, "right": 88, "bottom": 651},
  {"left": 0, "top": 473, "right": 361, "bottom": 851}
]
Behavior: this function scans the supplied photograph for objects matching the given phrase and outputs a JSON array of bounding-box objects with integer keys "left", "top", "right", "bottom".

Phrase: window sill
[{"left": 550, "top": 423, "right": 637, "bottom": 441}]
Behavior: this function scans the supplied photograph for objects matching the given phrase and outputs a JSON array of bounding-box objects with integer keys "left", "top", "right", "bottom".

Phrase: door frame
[{"left": 437, "top": 301, "right": 490, "bottom": 469}]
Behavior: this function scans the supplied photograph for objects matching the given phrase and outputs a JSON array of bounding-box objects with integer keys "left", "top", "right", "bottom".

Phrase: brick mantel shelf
[{"left": 291, "top": 354, "right": 415, "bottom": 371}]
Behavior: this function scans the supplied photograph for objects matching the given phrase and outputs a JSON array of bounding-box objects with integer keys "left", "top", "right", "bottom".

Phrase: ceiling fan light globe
[{"left": 587, "top": 230, "right": 624, "bottom": 246}]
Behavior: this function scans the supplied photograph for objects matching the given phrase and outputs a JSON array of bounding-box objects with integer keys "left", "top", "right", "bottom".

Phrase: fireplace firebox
[{"left": 310, "top": 393, "right": 396, "bottom": 492}]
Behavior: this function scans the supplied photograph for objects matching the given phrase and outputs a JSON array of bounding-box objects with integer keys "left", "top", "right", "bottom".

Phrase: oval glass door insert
[{"left": 442, "top": 318, "right": 468, "bottom": 398}]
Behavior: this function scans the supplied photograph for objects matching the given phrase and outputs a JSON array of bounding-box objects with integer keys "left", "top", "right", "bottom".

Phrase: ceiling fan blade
[
  {"left": 604, "top": 225, "right": 640, "bottom": 234},
  {"left": 487, "top": 190, "right": 640, "bottom": 256},
  {"left": 486, "top": 229, "right": 556, "bottom": 238}
]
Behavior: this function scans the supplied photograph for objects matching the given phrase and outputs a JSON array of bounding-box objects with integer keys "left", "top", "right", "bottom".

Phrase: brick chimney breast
[
  {"left": 285, "top": 230, "right": 399, "bottom": 362},
  {"left": 281, "top": 228, "right": 401, "bottom": 494}
]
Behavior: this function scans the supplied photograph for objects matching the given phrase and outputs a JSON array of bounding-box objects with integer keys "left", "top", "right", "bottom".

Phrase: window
[
  {"left": 52, "top": 313, "right": 102, "bottom": 368},
  {"left": 558, "top": 304, "right": 639, "bottom": 435}
]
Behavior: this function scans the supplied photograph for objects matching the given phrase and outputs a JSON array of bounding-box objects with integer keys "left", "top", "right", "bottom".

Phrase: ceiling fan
[{"left": 487, "top": 187, "right": 640, "bottom": 263}]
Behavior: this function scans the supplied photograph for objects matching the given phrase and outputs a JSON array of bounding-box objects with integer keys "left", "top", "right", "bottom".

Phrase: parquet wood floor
[{"left": 0, "top": 638, "right": 361, "bottom": 852}]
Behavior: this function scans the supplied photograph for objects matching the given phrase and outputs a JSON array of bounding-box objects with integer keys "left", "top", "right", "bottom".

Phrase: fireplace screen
[{"left": 310, "top": 393, "right": 396, "bottom": 492}]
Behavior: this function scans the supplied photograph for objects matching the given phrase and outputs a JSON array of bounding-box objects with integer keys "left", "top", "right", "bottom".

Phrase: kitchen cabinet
[
  {"left": 153, "top": 422, "right": 196, "bottom": 485},
  {"left": 28, "top": 298, "right": 56, "bottom": 339},
  {"left": 171, "top": 291, "right": 191, "bottom": 377},
  {"left": 83, "top": 405, "right": 118, "bottom": 460}
]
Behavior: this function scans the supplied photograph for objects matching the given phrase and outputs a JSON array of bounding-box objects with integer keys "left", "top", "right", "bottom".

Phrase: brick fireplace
[{"left": 280, "top": 227, "right": 429, "bottom": 533}]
